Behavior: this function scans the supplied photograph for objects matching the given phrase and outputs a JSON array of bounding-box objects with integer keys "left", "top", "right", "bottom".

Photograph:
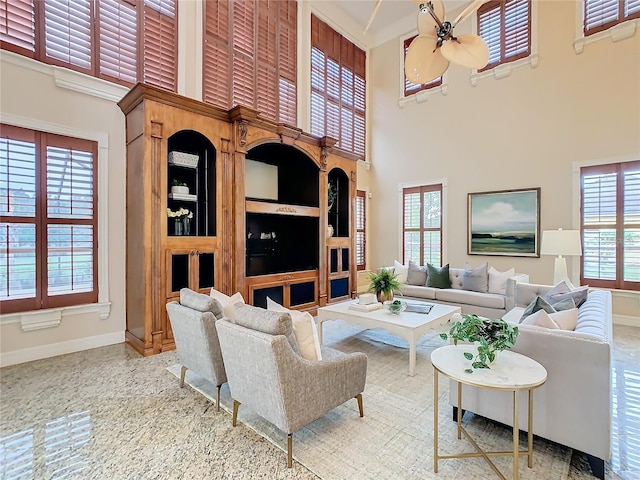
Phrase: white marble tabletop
[{"left": 431, "top": 345, "right": 547, "bottom": 390}]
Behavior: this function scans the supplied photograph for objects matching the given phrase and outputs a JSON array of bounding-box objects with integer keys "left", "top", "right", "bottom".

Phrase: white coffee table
[
  {"left": 317, "top": 300, "right": 461, "bottom": 376},
  {"left": 431, "top": 345, "right": 547, "bottom": 480}
]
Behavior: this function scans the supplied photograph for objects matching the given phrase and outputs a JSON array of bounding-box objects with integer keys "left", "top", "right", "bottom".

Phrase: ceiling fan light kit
[{"left": 404, "top": 0, "right": 489, "bottom": 84}]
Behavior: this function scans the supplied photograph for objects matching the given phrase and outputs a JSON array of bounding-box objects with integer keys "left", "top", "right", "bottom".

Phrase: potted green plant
[
  {"left": 440, "top": 314, "right": 519, "bottom": 373},
  {"left": 368, "top": 269, "right": 402, "bottom": 303},
  {"left": 327, "top": 180, "right": 338, "bottom": 211},
  {"left": 171, "top": 179, "right": 189, "bottom": 195}
]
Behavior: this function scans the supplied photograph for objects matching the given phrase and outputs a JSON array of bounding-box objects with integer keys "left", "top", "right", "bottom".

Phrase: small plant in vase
[
  {"left": 327, "top": 180, "right": 338, "bottom": 211},
  {"left": 368, "top": 269, "right": 402, "bottom": 303},
  {"left": 171, "top": 180, "right": 189, "bottom": 195},
  {"left": 440, "top": 314, "right": 519, "bottom": 373}
]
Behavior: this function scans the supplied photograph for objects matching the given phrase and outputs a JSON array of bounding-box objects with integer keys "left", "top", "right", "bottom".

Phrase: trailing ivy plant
[{"left": 440, "top": 314, "right": 519, "bottom": 373}]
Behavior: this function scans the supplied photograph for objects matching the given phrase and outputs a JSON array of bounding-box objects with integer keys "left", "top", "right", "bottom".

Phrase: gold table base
[{"left": 433, "top": 367, "right": 536, "bottom": 480}]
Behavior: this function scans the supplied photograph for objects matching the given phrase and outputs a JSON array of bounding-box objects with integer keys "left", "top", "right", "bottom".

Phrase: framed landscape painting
[{"left": 468, "top": 188, "right": 541, "bottom": 257}]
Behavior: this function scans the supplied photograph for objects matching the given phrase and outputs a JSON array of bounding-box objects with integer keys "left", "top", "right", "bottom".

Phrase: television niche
[{"left": 246, "top": 213, "right": 319, "bottom": 277}]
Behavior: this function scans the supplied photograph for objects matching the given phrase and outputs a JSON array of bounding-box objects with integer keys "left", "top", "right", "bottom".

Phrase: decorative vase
[
  {"left": 171, "top": 185, "right": 189, "bottom": 195},
  {"left": 377, "top": 290, "right": 393, "bottom": 303},
  {"left": 327, "top": 224, "right": 334, "bottom": 237},
  {"left": 174, "top": 218, "right": 183, "bottom": 236},
  {"left": 183, "top": 217, "right": 191, "bottom": 235}
]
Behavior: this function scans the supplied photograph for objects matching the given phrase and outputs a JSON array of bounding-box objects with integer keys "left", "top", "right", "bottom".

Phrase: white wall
[{"left": 366, "top": 1, "right": 640, "bottom": 321}]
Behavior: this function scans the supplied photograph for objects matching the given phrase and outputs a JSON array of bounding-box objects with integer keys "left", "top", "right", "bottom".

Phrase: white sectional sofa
[
  {"left": 449, "top": 282, "right": 613, "bottom": 480},
  {"left": 382, "top": 264, "right": 529, "bottom": 318}
]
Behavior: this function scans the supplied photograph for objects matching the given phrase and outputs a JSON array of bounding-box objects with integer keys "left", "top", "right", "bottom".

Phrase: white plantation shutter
[
  {"left": 203, "top": 0, "right": 231, "bottom": 108},
  {"left": 143, "top": 0, "right": 176, "bottom": 91},
  {"left": 44, "top": 0, "right": 92, "bottom": 70},
  {"left": 278, "top": 0, "right": 297, "bottom": 125},
  {"left": 478, "top": 0, "right": 531, "bottom": 72},
  {"left": 98, "top": 0, "right": 137, "bottom": 84},
  {"left": 581, "top": 161, "right": 640, "bottom": 290},
  {"left": 0, "top": 0, "right": 35, "bottom": 54},
  {"left": 0, "top": 124, "right": 98, "bottom": 313},
  {"left": 403, "top": 185, "right": 442, "bottom": 266},
  {"left": 584, "top": 0, "right": 640, "bottom": 35},
  {"left": 310, "top": 15, "right": 366, "bottom": 159}
]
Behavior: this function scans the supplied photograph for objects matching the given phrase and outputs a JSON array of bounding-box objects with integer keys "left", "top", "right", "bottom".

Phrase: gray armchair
[
  {"left": 216, "top": 304, "right": 367, "bottom": 468},
  {"left": 166, "top": 288, "right": 227, "bottom": 411}
]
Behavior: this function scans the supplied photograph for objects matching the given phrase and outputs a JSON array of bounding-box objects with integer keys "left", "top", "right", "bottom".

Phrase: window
[
  {"left": 203, "top": 0, "right": 297, "bottom": 126},
  {"left": 477, "top": 0, "right": 531, "bottom": 72},
  {"left": 584, "top": 0, "right": 640, "bottom": 35},
  {"left": 581, "top": 161, "right": 640, "bottom": 290},
  {"left": 356, "top": 190, "right": 366, "bottom": 270},
  {"left": 0, "top": 0, "right": 177, "bottom": 91},
  {"left": 403, "top": 36, "right": 442, "bottom": 97},
  {"left": 1, "top": 124, "right": 98, "bottom": 314},
  {"left": 403, "top": 184, "right": 442, "bottom": 266},
  {"left": 310, "top": 15, "right": 366, "bottom": 160}
]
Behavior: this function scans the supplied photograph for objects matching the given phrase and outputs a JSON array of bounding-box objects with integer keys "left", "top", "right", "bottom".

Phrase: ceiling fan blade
[
  {"left": 405, "top": 34, "right": 449, "bottom": 84},
  {"left": 452, "top": 0, "right": 486, "bottom": 27},
  {"left": 363, "top": 0, "right": 383, "bottom": 34},
  {"left": 440, "top": 34, "right": 489, "bottom": 69},
  {"left": 417, "top": 0, "right": 446, "bottom": 35}
]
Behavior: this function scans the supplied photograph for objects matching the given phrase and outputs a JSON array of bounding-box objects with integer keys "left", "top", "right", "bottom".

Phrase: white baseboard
[
  {"left": 0, "top": 331, "right": 125, "bottom": 367},
  {"left": 613, "top": 314, "right": 640, "bottom": 328}
]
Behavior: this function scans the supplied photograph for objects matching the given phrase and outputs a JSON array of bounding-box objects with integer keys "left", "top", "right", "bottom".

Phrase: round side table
[{"left": 431, "top": 345, "right": 547, "bottom": 480}]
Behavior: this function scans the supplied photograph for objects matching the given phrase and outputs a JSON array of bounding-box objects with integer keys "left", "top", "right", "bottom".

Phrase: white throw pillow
[
  {"left": 488, "top": 267, "right": 515, "bottom": 295},
  {"left": 549, "top": 308, "right": 578, "bottom": 330},
  {"left": 393, "top": 260, "right": 409, "bottom": 284},
  {"left": 520, "top": 309, "right": 560, "bottom": 329},
  {"left": 266, "top": 297, "right": 322, "bottom": 362},
  {"left": 209, "top": 288, "right": 245, "bottom": 321}
]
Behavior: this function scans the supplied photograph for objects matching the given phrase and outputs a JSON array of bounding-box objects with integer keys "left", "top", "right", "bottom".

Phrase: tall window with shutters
[
  {"left": 0, "top": 0, "right": 177, "bottom": 91},
  {"left": 310, "top": 15, "right": 366, "bottom": 160},
  {"left": 583, "top": 0, "right": 640, "bottom": 36},
  {"left": 403, "top": 36, "right": 442, "bottom": 97},
  {"left": 356, "top": 190, "right": 366, "bottom": 270},
  {"left": 403, "top": 184, "right": 442, "bottom": 267},
  {"left": 0, "top": 124, "right": 98, "bottom": 314},
  {"left": 581, "top": 161, "right": 640, "bottom": 291},
  {"left": 202, "top": 0, "right": 297, "bottom": 126},
  {"left": 477, "top": 0, "right": 531, "bottom": 72}
]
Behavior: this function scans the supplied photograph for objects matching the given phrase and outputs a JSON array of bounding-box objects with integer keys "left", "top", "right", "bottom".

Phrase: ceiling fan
[{"left": 364, "top": 0, "right": 490, "bottom": 84}]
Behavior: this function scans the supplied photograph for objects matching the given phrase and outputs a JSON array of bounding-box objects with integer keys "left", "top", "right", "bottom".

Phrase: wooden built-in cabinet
[{"left": 118, "top": 84, "right": 358, "bottom": 356}]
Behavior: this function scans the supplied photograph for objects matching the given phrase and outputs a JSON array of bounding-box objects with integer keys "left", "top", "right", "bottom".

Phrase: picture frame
[{"left": 467, "top": 187, "right": 541, "bottom": 257}]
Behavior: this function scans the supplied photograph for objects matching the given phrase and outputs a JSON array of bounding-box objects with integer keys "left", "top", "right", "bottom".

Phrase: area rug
[{"left": 166, "top": 320, "right": 572, "bottom": 479}]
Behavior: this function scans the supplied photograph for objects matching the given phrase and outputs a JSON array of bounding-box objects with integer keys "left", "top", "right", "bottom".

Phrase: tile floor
[{"left": 0, "top": 325, "right": 638, "bottom": 480}]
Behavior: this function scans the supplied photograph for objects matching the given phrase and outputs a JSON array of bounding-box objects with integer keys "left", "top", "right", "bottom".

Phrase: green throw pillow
[{"left": 426, "top": 264, "right": 451, "bottom": 289}]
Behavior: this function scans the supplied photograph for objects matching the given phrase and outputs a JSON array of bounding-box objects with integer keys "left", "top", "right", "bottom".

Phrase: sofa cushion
[
  {"left": 448, "top": 267, "right": 464, "bottom": 289},
  {"left": 266, "top": 297, "right": 322, "bottom": 362},
  {"left": 427, "top": 263, "right": 451, "bottom": 288},
  {"left": 407, "top": 260, "right": 428, "bottom": 285},
  {"left": 520, "top": 296, "right": 556, "bottom": 322},
  {"left": 550, "top": 297, "right": 576, "bottom": 312},
  {"left": 462, "top": 263, "right": 489, "bottom": 293},
  {"left": 488, "top": 266, "right": 515, "bottom": 295},
  {"left": 550, "top": 308, "right": 579, "bottom": 330},
  {"left": 520, "top": 309, "right": 560, "bottom": 328},
  {"left": 180, "top": 288, "right": 223, "bottom": 318},
  {"left": 234, "top": 304, "right": 301, "bottom": 354},
  {"left": 210, "top": 288, "right": 245, "bottom": 321},
  {"left": 435, "top": 288, "right": 506, "bottom": 309},
  {"left": 544, "top": 281, "right": 589, "bottom": 308},
  {"left": 400, "top": 284, "right": 437, "bottom": 300},
  {"left": 574, "top": 290, "right": 610, "bottom": 339},
  {"left": 393, "top": 260, "right": 409, "bottom": 284}
]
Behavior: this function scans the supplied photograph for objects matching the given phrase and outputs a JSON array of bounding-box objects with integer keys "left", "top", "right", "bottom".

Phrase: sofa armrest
[{"left": 504, "top": 273, "right": 530, "bottom": 311}]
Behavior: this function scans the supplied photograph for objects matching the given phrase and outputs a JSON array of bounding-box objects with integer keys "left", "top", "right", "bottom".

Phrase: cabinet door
[
  {"left": 193, "top": 249, "right": 215, "bottom": 294},
  {"left": 328, "top": 246, "right": 350, "bottom": 302},
  {"left": 165, "top": 248, "right": 216, "bottom": 298}
]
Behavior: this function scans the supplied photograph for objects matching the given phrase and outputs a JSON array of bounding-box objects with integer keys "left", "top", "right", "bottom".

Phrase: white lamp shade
[
  {"left": 540, "top": 229, "right": 582, "bottom": 256},
  {"left": 440, "top": 34, "right": 489, "bottom": 69},
  {"left": 417, "top": 0, "right": 445, "bottom": 35},
  {"left": 405, "top": 35, "right": 449, "bottom": 84}
]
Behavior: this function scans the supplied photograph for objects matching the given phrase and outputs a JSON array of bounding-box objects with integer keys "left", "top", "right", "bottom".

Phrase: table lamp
[{"left": 540, "top": 228, "right": 582, "bottom": 285}]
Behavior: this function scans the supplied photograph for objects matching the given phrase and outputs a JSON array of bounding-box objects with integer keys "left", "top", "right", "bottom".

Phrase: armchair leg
[
  {"left": 356, "top": 393, "right": 364, "bottom": 417},
  {"left": 179, "top": 366, "right": 187, "bottom": 388},
  {"left": 287, "top": 433, "right": 293, "bottom": 468},
  {"left": 216, "top": 385, "right": 221, "bottom": 412},
  {"left": 232, "top": 400, "right": 240, "bottom": 427}
]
